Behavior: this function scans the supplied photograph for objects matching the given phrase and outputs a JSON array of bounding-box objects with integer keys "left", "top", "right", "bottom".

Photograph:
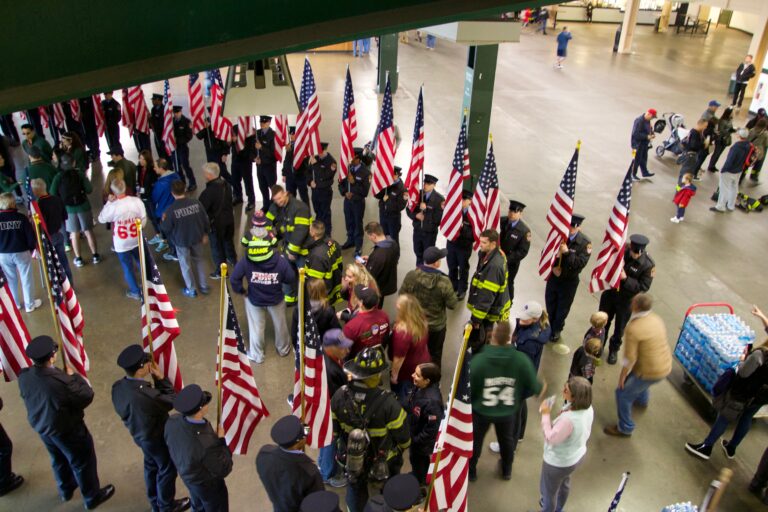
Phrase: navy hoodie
[
  {"left": 230, "top": 252, "right": 296, "bottom": 307},
  {"left": 0, "top": 209, "right": 36, "bottom": 254},
  {"left": 514, "top": 318, "right": 551, "bottom": 372}
]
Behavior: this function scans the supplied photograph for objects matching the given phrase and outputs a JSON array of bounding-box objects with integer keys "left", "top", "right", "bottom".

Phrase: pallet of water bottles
[{"left": 674, "top": 303, "right": 755, "bottom": 397}]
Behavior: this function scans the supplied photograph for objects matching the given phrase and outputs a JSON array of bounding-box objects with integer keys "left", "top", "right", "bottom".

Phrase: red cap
[{"left": 647, "top": 108, "right": 658, "bottom": 118}]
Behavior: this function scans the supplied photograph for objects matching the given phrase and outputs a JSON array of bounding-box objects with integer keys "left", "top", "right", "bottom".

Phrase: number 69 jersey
[
  {"left": 469, "top": 344, "right": 542, "bottom": 418},
  {"left": 97, "top": 195, "right": 147, "bottom": 253}
]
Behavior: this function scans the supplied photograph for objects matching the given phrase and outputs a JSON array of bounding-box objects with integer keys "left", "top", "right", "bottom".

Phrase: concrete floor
[{"left": 2, "top": 21, "right": 767, "bottom": 511}]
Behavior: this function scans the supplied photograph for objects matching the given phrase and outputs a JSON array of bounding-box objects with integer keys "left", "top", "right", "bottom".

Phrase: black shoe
[
  {"left": 549, "top": 331, "right": 561, "bottom": 342},
  {"left": 61, "top": 487, "right": 76, "bottom": 502},
  {"left": 232, "top": 198, "right": 244, "bottom": 206},
  {"left": 644, "top": 172, "right": 655, "bottom": 178},
  {"left": 708, "top": 167, "right": 719, "bottom": 173},
  {"left": 245, "top": 203, "right": 255, "bottom": 212},
  {"left": 607, "top": 350, "right": 618, "bottom": 365},
  {"left": 685, "top": 442, "right": 712, "bottom": 460},
  {"left": 456, "top": 292, "right": 466, "bottom": 301},
  {"left": 341, "top": 241, "right": 355, "bottom": 250},
  {"left": 171, "top": 497, "right": 192, "bottom": 512},
  {"left": 498, "top": 460, "right": 511, "bottom": 481},
  {"left": 721, "top": 439, "right": 736, "bottom": 459},
  {"left": 85, "top": 484, "right": 115, "bottom": 509},
  {"left": 468, "top": 468, "right": 477, "bottom": 482},
  {"left": 187, "top": 184, "right": 197, "bottom": 192},
  {"left": 0, "top": 473, "right": 24, "bottom": 496}
]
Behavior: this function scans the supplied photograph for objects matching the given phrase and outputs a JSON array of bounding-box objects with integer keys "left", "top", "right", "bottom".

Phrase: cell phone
[
  {"left": 545, "top": 395, "right": 556, "bottom": 410},
  {"left": 355, "top": 255, "right": 365, "bottom": 264}
]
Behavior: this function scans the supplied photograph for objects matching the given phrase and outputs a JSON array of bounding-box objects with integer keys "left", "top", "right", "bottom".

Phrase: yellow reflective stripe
[
  {"left": 285, "top": 295, "right": 297, "bottom": 303},
  {"left": 471, "top": 277, "right": 502, "bottom": 293},
  {"left": 294, "top": 216, "right": 310, "bottom": 226},
  {"left": 467, "top": 304, "right": 488, "bottom": 320},
  {"left": 386, "top": 410, "right": 407, "bottom": 431},
  {"left": 331, "top": 257, "right": 343, "bottom": 270},
  {"left": 266, "top": 211, "right": 275, "bottom": 221},
  {"left": 396, "top": 439, "right": 411, "bottom": 451},
  {"left": 305, "top": 268, "right": 326, "bottom": 279},
  {"left": 287, "top": 243, "right": 309, "bottom": 256},
  {"left": 329, "top": 284, "right": 342, "bottom": 296}
]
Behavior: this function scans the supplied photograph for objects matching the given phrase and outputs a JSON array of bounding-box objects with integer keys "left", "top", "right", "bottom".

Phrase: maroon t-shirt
[
  {"left": 343, "top": 309, "right": 391, "bottom": 357},
  {"left": 390, "top": 328, "right": 431, "bottom": 384}
]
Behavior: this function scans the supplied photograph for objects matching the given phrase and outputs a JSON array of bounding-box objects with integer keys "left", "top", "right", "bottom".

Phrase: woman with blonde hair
[
  {"left": 338, "top": 263, "right": 378, "bottom": 323},
  {"left": 390, "top": 294, "right": 431, "bottom": 401}
]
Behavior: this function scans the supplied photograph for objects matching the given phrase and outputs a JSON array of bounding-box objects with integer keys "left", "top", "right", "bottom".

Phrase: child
[
  {"left": 569, "top": 337, "right": 602, "bottom": 383},
  {"left": 671, "top": 173, "right": 697, "bottom": 223},
  {"left": 584, "top": 311, "right": 608, "bottom": 356}
]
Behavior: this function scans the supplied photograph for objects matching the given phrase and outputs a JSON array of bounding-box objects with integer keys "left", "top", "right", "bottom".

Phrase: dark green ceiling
[{"left": 1, "top": 0, "right": 548, "bottom": 113}]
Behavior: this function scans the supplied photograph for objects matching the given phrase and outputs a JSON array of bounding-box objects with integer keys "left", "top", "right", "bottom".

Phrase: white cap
[
  {"left": 738, "top": 128, "right": 749, "bottom": 139},
  {"left": 521, "top": 301, "right": 543, "bottom": 321}
]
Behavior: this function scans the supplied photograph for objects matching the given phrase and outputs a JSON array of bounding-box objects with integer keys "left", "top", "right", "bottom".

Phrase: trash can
[
  {"left": 613, "top": 27, "right": 621, "bottom": 53},
  {"left": 728, "top": 73, "right": 737, "bottom": 96}
]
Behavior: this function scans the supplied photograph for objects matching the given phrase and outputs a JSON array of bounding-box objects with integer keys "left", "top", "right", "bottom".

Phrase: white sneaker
[
  {"left": 25, "top": 298, "right": 42, "bottom": 313},
  {"left": 670, "top": 217, "right": 680, "bottom": 223},
  {"left": 489, "top": 441, "right": 500, "bottom": 453},
  {"left": 677, "top": 217, "right": 684, "bottom": 222}
]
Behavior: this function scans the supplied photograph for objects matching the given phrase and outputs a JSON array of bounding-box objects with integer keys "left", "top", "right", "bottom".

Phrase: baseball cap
[
  {"left": 322, "top": 328, "right": 353, "bottom": 349},
  {"left": 520, "top": 301, "right": 543, "bottom": 320},
  {"left": 423, "top": 247, "right": 447, "bottom": 265},
  {"left": 647, "top": 108, "right": 657, "bottom": 118},
  {"left": 708, "top": 100, "right": 721, "bottom": 107}
]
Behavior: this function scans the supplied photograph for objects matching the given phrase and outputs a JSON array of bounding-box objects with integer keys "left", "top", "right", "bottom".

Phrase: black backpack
[{"left": 58, "top": 169, "right": 87, "bottom": 207}]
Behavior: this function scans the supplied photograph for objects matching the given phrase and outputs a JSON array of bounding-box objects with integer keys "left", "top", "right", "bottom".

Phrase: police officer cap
[
  {"left": 343, "top": 346, "right": 389, "bottom": 380},
  {"left": 363, "top": 496, "right": 388, "bottom": 512},
  {"left": 320, "top": 142, "right": 329, "bottom": 150},
  {"left": 353, "top": 284, "right": 379, "bottom": 309},
  {"left": 172, "top": 106, "right": 182, "bottom": 113},
  {"left": 289, "top": 126, "right": 296, "bottom": 135},
  {"left": 570, "top": 214, "right": 585, "bottom": 227},
  {"left": 259, "top": 115, "right": 272, "bottom": 123},
  {"left": 461, "top": 190, "right": 473, "bottom": 200},
  {"left": 383, "top": 473, "right": 421, "bottom": 510},
  {"left": 394, "top": 166, "right": 403, "bottom": 175},
  {"left": 173, "top": 384, "right": 212, "bottom": 416},
  {"left": 152, "top": 93, "right": 163, "bottom": 101},
  {"left": 629, "top": 234, "right": 649, "bottom": 252},
  {"left": 59, "top": 153, "right": 75, "bottom": 171},
  {"left": 424, "top": 246, "right": 447, "bottom": 264},
  {"left": 28, "top": 146, "right": 43, "bottom": 159},
  {"left": 508, "top": 200, "right": 526, "bottom": 212},
  {"left": 424, "top": 174, "right": 438, "bottom": 184},
  {"left": 26, "top": 335, "right": 58, "bottom": 361},
  {"left": 270, "top": 414, "right": 306, "bottom": 447},
  {"left": 117, "top": 344, "right": 150, "bottom": 371},
  {"left": 353, "top": 147, "right": 364, "bottom": 158},
  {"left": 301, "top": 490, "right": 340, "bottom": 512}
]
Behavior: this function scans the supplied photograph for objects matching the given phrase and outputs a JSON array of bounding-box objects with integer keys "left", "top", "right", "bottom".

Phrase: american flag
[
  {"left": 52, "top": 103, "right": 66, "bottom": 130},
  {"left": 128, "top": 86, "right": 150, "bottom": 134},
  {"left": 294, "top": 58, "right": 323, "bottom": 170},
  {"left": 427, "top": 347, "right": 473, "bottom": 512},
  {"left": 92, "top": 94, "right": 105, "bottom": 137},
  {"left": 209, "top": 69, "right": 232, "bottom": 142},
  {"left": 273, "top": 114, "right": 287, "bottom": 163},
  {"left": 162, "top": 80, "right": 176, "bottom": 154},
  {"left": 216, "top": 284, "right": 269, "bottom": 454},
  {"left": 188, "top": 73, "right": 205, "bottom": 134},
  {"left": 440, "top": 116, "right": 470, "bottom": 241},
  {"left": 121, "top": 89, "right": 135, "bottom": 136},
  {"left": 339, "top": 67, "right": 358, "bottom": 181},
  {"left": 538, "top": 146, "right": 579, "bottom": 280},
  {"left": 588, "top": 164, "right": 634, "bottom": 294},
  {"left": 371, "top": 78, "right": 396, "bottom": 196},
  {"left": 140, "top": 241, "right": 183, "bottom": 391},
  {"left": 0, "top": 267, "right": 31, "bottom": 382},
  {"left": 608, "top": 472, "right": 630, "bottom": 512},
  {"left": 468, "top": 142, "right": 500, "bottom": 249},
  {"left": 37, "top": 106, "right": 50, "bottom": 130},
  {"left": 69, "top": 99, "right": 81, "bottom": 122},
  {"left": 235, "top": 116, "right": 252, "bottom": 152},
  {"left": 291, "top": 283, "right": 332, "bottom": 449},
  {"left": 405, "top": 87, "right": 425, "bottom": 211},
  {"left": 33, "top": 205, "right": 89, "bottom": 380}
]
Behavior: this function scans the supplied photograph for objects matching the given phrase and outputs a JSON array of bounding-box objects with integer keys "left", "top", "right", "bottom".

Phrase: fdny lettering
[
  {"left": 249, "top": 271, "right": 279, "bottom": 285},
  {"left": 0, "top": 220, "right": 22, "bottom": 230},
  {"left": 173, "top": 204, "right": 201, "bottom": 218}
]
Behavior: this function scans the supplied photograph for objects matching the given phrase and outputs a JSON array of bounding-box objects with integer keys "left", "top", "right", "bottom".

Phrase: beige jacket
[{"left": 623, "top": 311, "right": 672, "bottom": 380}]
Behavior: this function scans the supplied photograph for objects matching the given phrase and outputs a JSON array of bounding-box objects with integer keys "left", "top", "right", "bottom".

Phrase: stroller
[{"left": 655, "top": 112, "right": 690, "bottom": 159}]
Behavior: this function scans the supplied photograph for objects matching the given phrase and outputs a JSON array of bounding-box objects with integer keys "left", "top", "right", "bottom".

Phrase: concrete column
[
  {"left": 746, "top": 18, "right": 768, "bottom": 101},
  {"left": 376, "top": 34, "right": 399, "bottom": 94},
  {"left": 617, "top": 0, "right": 640, "bottom": 54},
  {"left": 658, "top": 1, "right": 672, "bottom": 34},
  {"left": 461, "top": 44, "right": 498, "bottom": 178}
]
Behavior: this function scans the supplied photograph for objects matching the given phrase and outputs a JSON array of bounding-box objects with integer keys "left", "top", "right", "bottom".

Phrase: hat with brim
[
  {"left": 343, "top": 347, "right": 389, "bottom": 380},
  {"left": 301, "top": 491, "right": 340, "bottom": 512},
  {"left": 383, "top": 474, "right": 421, "bottom": 510},
  {"left": 260, "top": 115, "right": 272, "bottom": 123},
  {"left": 117, "top": 344, "right": 151, "bottom": 371},
  {"left": 173, "top": 384, "right": 212, "bottom": 416},
  {"left": 26, "top": 335, "right": 58, "bottom": 361}
]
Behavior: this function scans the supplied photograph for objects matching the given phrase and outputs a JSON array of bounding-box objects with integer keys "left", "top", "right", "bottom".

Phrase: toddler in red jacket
[{"left": 671, "top": 173, "right": 697, "bottom": 223}]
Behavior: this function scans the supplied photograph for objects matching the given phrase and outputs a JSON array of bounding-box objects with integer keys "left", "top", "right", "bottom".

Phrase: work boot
[{"left": 607, "top": 350, "right": 618, "bottom": 365}]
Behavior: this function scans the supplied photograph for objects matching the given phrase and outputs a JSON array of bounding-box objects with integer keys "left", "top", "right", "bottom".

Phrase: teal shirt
[
  {"left": 470, "top": 344, "right": 542, "bottom": 418},
  {"left": 24, "top": 161, "right": 58, "bottom": 190},
  {"left": 22, "top": 135, "right": 53, "bottom": 163}
]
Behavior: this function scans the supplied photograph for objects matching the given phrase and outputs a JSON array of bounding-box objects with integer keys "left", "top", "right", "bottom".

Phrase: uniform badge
[{"left": 586, "top": 243, "right": 592, "bottom": 254}]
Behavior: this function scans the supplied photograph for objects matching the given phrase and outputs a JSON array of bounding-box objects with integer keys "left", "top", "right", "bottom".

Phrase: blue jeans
[
  {"left": 117, "top": 247, "right": 140, "bottom": 295},
  {"left": 703, "top": 402, "right": 762, "bottom": 448},
  {"left": 616, "top": 374, "right": 661, "bottom": 434},
  {"left": 318, "top": 442, "right": 337, "bottom": 481},
  {"left": 0, "top": 251, "right": 35, "bottom": 309},
  {"left": 426, "top": 35, "right": 436, "bottom": 48}
]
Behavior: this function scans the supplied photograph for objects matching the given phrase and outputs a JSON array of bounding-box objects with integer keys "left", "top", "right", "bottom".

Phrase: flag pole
[
  {"left": 463, "top": 108, "right": 469, "bottom": 191},
  {"left": 216, "top": 262, "right": 228, "bottom": 429},
  {"left": 32, "top": 213, "right": 67, "bottom": 371},
  {"left": 298, "top": 268, "right": 307, "bottom": 422},
  {"left": 136, "top": 220, "right": 154, "bottom": 362},
  {"left": 425, "top": 323, "right": 473, "bottom": 508}
]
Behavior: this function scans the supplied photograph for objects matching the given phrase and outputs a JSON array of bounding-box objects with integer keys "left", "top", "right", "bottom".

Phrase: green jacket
[
  {"left": 114, "top": 158, "right": 138, "bottom": 192},
  {"left": 399, "top": 267, "right": 457, "bottom": 331},
  {"left": 24, "top": 161, "right": 58, "bottom": 190},
  {"left": 51, "top": 169, "right": 93, "bottom": 213},
  {"left": 0, "top": 173, "right": 19, "bottom": 194},
  {"left": 470, "top": 345, "right": 542, "bottom": 418},
  {"left": 22, "top": 135, "right": 53, "bottom": 163}
]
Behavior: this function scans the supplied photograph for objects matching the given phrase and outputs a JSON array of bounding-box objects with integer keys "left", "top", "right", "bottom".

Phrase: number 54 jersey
[{"left": 469, "top": 344, "right": 543, "bottom": 418}]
